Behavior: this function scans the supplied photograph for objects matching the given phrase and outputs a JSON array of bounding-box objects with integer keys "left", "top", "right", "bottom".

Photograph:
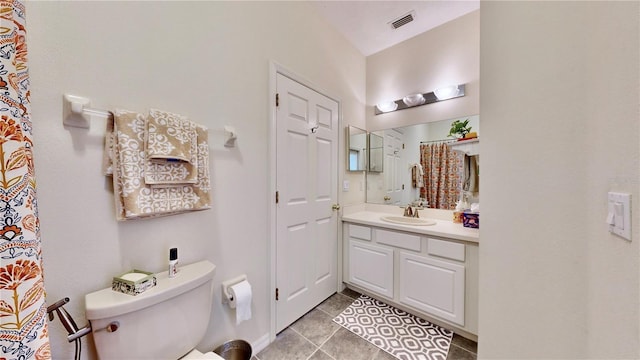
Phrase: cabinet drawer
[
  {"left": 348, "top": 224, "right": 371, "bottom": 241},
  {"left": 427, "top": 238, "right": 465, "bottom": 262},
  {"left": 375, "top": 229, "right": 421, "bottom": 251}
]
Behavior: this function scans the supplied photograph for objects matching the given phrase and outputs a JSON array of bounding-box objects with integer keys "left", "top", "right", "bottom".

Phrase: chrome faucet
[
  {"left": 403, "top": 206, "right": 420, "bottom": 218},
  {"left": 403, "top": 206, "right": 412, "bottom": 217}
]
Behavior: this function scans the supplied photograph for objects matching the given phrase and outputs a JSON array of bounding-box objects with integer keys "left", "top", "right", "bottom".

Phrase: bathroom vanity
[{"left": 341, "top": 210, "right": 479, "bottom": 340}]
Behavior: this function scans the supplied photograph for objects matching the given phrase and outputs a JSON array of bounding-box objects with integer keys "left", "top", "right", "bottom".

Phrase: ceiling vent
[{"left": 389, "top": 11, "right": 416, "bottom": 30}]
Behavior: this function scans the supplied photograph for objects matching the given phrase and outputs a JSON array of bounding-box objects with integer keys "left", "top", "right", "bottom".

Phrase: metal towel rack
[
  {"left": 62, "top": 93, "right": 237, "bottom": 147},
  {"left": 63, "top": 94, "right": 113, "bottom": 129}
]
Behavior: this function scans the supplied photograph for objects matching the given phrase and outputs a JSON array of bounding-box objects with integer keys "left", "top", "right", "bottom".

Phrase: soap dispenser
[
  {"left": 168, "top": 248, "right": 178, "bottom": 278},
  {"left": 453, "top": 200, "right": 465, "bottom": 224}
]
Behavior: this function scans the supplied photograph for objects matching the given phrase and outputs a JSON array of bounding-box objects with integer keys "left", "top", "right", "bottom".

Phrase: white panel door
[
  {"left": 399, "top": 251, "right": 465, "bottom": 326},
  {"left": 276, "top": 73, "right": 339, "bottom": 332},
  {"left": 384, "top": 129, "right": 404, "bottom": 204}
]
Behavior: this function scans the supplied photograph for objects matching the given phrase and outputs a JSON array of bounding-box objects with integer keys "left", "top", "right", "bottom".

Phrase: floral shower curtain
[
  {"left": 0, "top": 1, "right": 51, "bottom": 359},
  {"left": 420, "top": 143, "right": 463, "bottom": 210}
]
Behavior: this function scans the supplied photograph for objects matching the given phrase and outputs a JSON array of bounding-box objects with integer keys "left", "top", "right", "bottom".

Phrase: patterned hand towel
[
  {"left": 146, "top": 108, "right": 195, "bottom": 162},
  {"left": 112, "top": 110, "right": 210, "bottom": 220},
  {"left": 103, "top": 117, "right": 115, "bottom": 176},
  {"left": 144, "top": 109, "right": 198, "bottom": 185}
]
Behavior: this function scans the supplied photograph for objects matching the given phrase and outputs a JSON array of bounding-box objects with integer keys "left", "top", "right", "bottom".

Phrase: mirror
[
  {"left": 347, "top": 126, "right": 367, "bottom": 172},
  {"left": 366, "top": 115, "right": 479, "bottom": 209},
  {"left": 368, "top": 132, "right": 383, "bottom": 172}
]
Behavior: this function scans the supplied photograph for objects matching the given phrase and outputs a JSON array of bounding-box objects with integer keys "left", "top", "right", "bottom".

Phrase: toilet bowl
[{"left": 85, "top": 261, "right": 217, "bottom": 360}]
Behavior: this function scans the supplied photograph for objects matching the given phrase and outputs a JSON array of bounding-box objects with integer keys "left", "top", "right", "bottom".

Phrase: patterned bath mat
[{"left": 333, "top": 295, "right": 453, "bottom": 360}]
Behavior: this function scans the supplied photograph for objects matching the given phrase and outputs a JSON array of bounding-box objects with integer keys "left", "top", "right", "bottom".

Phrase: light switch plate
[{"left": 608, "top": 192, "right": 631, "bottom": 241}]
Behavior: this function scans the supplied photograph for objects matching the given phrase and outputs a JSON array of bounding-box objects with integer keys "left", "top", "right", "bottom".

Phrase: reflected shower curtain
[
  {"left": 420, "top": 143, "right": 463, "bottom": 210},
  {"left": 0, "top": 1, "right": 51, "bottom": 359}
]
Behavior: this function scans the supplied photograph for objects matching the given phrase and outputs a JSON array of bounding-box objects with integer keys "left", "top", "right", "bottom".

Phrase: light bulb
[
  {"left": 434, "top": 85, "right": 460, "bottom": 100},
  {"left": 376, "top": 101, "right": 398, "bottom": 113},
  {"left": 402, "top": 93, "right": 425, "bottom": 107}
]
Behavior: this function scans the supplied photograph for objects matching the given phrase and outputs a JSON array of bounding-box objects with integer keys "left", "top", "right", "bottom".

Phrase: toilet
[{"left": 85, "top": 260, "right": 224, "bottom": 360}]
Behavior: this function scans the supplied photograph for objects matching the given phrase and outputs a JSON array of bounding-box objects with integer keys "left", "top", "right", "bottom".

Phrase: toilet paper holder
[{"left": 221, "top": 274, "right": 247, "bottom": 305}]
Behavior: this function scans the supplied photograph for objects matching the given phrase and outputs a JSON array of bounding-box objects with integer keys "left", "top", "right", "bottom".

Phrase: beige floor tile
[
  {"left": 317, "top": 293, "right": 355, "bottom": 317},
  {"left": 320, "top": 327, "right": 380, "bottom": 360},
  {"left": 255, "top": 328, "right": 316, "bottom": 360},
  {"left": 290, "top": 308, "right": 341, "bottom": 346}
]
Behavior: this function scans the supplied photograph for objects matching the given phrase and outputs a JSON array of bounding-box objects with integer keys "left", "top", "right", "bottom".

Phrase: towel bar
[
  {"left": 62, "top": 93, "right": 237, "bottom": 147},
  {"left": 63, "top": 94, "right": 113, "bottom": 129}
]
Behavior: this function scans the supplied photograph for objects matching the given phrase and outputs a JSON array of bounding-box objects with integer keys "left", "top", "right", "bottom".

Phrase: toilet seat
[{"left": 181, "top": 349, "right": 225, "bottom": 360}]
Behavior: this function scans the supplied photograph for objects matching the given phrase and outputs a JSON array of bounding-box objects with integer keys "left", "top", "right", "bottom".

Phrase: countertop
[{"left": 342, "top": 211, "right": 479, "bottom": 243}]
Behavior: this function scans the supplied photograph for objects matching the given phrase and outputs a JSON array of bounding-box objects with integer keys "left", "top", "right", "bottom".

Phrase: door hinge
[
  {"left": 402, "top": 143, "right": 405, "bottom": 149},
  {"left": 402, "top": 184, "right": 405, "bottom": 190},
  {"left": 275, "top": 191, "right": 279, "bottom": 204},
  {"left": 275, "top": 93, "right": 279, "bottom": 107},
  {"left": 275, "top": 288, "right": 279, "bottom": 301}
]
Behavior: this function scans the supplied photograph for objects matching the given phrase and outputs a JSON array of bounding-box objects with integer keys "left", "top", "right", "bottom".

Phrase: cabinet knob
[{"left": 332, "top": 204, "right": 341, "bottom": 211}]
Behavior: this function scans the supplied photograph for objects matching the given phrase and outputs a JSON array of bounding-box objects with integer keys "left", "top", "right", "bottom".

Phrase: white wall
[
  {"left": 366, "top": 10, "right": 479, "bottom": 131},
  {"left": 26, "top": 2, "right": 365, "bottom": 359},
  {"left": 480, "top": 2, "right": 639, "bottom": 358}
]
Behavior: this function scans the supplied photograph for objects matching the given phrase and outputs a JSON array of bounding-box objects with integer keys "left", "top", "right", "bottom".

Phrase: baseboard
[{"left": 251, "top": 333, "right": 270, "bottom": 355}]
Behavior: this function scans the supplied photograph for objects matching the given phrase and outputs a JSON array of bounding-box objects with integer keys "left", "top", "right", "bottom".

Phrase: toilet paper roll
[{"left": 229, "top": 280, "right": 252, "bottom": 325}]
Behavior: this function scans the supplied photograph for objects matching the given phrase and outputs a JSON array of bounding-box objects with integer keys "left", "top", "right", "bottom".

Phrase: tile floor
[{"left": 253, "top": 288, "right": 477, "bottom": 360}]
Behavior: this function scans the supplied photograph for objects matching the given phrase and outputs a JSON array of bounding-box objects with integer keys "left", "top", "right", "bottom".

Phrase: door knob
[{"left": 332, "top": 204, "right": 341, "bottom": 211}]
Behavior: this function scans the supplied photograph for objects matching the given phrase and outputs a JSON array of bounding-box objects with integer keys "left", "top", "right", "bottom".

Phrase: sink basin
[{"left": 380, "top": 216, "right": 436, "bottom": 226}]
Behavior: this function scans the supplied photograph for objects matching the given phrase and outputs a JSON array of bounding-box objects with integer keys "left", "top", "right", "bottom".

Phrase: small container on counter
[
  {"left": 169, "top": 248, "right": 178, "bottom": 278},
  {"left": 463, "top": 212, "right": 479, "bottom": 229},
  {"left": 112, "top": 270, "right": 157, "bottom": 296}
]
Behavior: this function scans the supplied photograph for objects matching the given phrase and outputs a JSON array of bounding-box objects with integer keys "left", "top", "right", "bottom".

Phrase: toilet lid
[{"left": 181, "top": 349, "right": 225, "bottom": 360}]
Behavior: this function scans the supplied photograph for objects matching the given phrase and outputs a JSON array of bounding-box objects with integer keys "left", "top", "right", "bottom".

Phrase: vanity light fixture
[
  {"left": 376, "top": 101, "right": 399, "bottom": 113},
  {"left": 402, "top": 93, "right": 425, "bottom": 107},
  {"left": 374, "top": 84, "right": 466, "bottom": 115},
  {"left": 434, "top": 85, "right": 461, "bottom": 100}
]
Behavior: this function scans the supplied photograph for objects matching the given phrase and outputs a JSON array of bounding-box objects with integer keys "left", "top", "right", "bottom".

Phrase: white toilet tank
[{"left": 85, "top": 261, "right": 216, "bottom": 360}]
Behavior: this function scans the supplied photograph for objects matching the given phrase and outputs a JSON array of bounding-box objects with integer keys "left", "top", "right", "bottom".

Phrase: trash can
[{"left": 213, "top": 340, "right": 252, "bottom": 360}]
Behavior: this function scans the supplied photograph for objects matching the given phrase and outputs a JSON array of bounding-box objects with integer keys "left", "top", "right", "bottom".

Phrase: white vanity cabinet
[
  {"left": 399, "top": 251, "right": 465, "bottom": 326},
  {"left": 347, "top": 223, "right": 394, "bottom": 298},
  {"left": 343, "top": 222, "right": 479, "bottom": 337},
  {"left": 349, "top": 240, "right": 394, "bottom": 299}
]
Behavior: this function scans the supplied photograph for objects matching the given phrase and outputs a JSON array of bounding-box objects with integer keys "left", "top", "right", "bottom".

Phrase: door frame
[{"left": 268, "top": 61, "right": 343, "bottom": 342}]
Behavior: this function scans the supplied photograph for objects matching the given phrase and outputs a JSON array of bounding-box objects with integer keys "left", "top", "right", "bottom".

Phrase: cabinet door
[
  {"left": 349, "top": 240, "right": 394, "bottom": 298},
  {"left": 399, "top": 251, "right": 465, "bottom": 326}
]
